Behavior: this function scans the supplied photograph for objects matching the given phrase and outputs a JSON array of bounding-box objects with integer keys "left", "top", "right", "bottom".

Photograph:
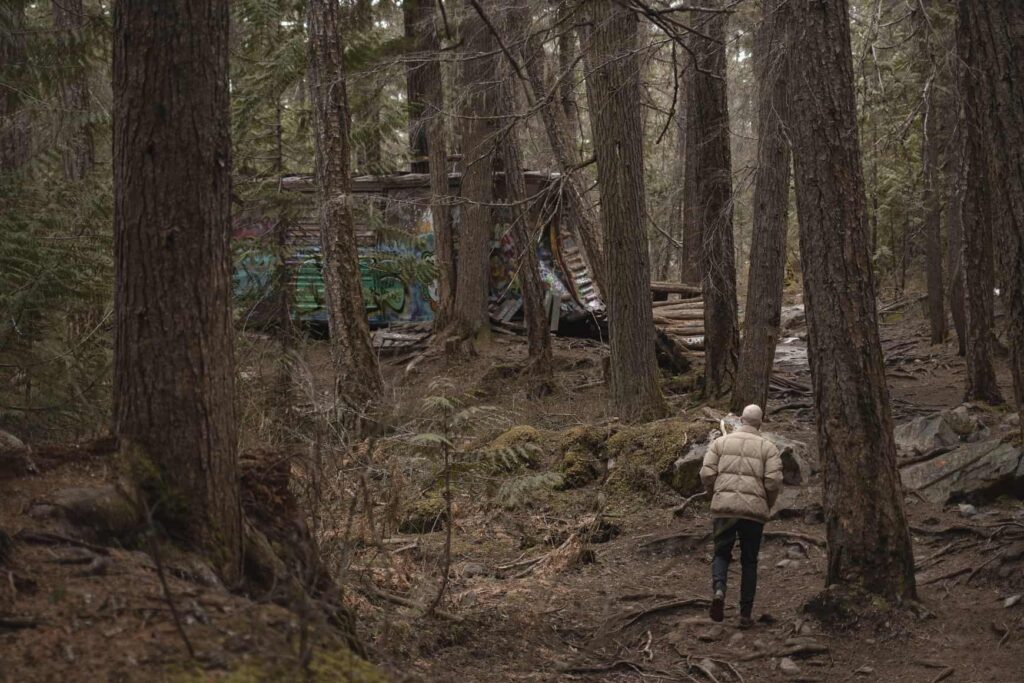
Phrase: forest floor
[{"left": 1, "top": 296, "right": 1022, "bottom": 682}]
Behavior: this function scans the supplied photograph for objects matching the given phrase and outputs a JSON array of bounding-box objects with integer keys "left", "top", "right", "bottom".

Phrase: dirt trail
[{"left": 1, "top": 308, "right": 1022, "bottom": 682}]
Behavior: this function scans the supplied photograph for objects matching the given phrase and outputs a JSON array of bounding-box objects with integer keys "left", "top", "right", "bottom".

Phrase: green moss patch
[
  {"left": 555, "top": 425, "right": 614, "bottom": 489},
  {"left": 474, "top": 425, "right": 554, "bottom": 473},
  {"left": 603, "top": 418, "right": 704, "bottom": 499},
  {"left": 398, "top": 492, "right": 448, "bottom": 534}
]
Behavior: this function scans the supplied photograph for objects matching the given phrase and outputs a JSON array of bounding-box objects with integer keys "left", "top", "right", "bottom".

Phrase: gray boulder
[
  {"left": 669, "top": 444, "right": 707, "bottom": 496},
  {"left": 780, "top": 304, "right": 806, "bottom": 332},
  {"left": 894, "top": 413, "right": 959, "bottom": 456},
  {"left": 761, "top": 432, "right": 812, "bottom": 485},
  {"left": 894, "top": 406, "right": 992, "bottom": 457},
  {"left": 899, "top": 439, "right": 1024, "bottom": 504},
  {"left": 770, "top": 487, "right": 803, "bottom": 519},
  {"left": 0, "top": 429, "right": 25, "bottom": 451}
]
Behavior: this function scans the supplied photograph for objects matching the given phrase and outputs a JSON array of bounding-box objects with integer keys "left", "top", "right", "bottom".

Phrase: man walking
[{"left": 700, "top": 404, "right": 782, "bottom": 627}]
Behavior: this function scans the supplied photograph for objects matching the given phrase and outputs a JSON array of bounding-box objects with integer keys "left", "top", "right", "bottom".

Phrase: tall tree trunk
[
  {"left": 113, "top": 0, "right": 242, "bottom": 583},
  {"left": 0, "top": 0, "right": 29, "bottom": 172},
  {"left": 554, "top": 0, "right": 580, "bottom": 143},
  {"left": 947, "top": 168, "right": 967, "bottom": 355},
  {"left": 786, "top": 0, "right": 916, "bottom": 601},
  {"left": 961, "top": 1, "right": 1024, "bottom": 436},
  {"left": 403, "top": 0, "right": 455, "bottom": 330},
  {"left": 272, "top": 98, "right": 294, "bottom": 404},
  {"left": 54, "top": 0, "right": 94, "bottom": 181},
  {"left": 585, "top": 0, "right": 665, "bottom": 421},
  {"left": 404, "top": 0, "right": 430, "bottom": 173},
  {"left": 496, "top": 25, "right": 553, "bottom": 392},
  {"left": 351, "top": 0, "right": 381, "bottom": 173},
  {"left": 948, "top": 60, "right": 968, "bottom": 357},
  {"left": 957, "top": 4, "right": 1004, "bottom": 405},
  {"left": 732, "top": 0, "right": 791, "bottom": 413},
  {"left": 449, "top": 1, "right": 499, "bottom": 346},
  {"left": 660, "top": 54, "right": 686, "bottom": 282},
  {"left": 679, "top": 36, "right": 701, "bottom": 286},
  {"left": 519, "top": 9, "right": 607, "bottom": 295},
  {"left": 307, "top": 0, "right": 383, "bottom": 406},
  {"left": 917, "top": 0, "right": 946, "bottom": 344},
  {"left": 688, "top": 7, "right": 740, "bottom": 397}
]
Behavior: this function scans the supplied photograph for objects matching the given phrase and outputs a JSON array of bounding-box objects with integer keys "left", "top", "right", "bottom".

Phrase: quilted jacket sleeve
[
  {"left": 700, "top": 438, "right": 721, "bottom": 493},
  {"left": 763, "top": 442, "right": 783, "bottom": 508}
]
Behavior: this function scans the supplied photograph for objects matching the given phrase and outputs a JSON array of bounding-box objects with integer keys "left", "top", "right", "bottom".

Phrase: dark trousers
[{"left": 711, "top": 518, "right": 764, "bottom": 616}]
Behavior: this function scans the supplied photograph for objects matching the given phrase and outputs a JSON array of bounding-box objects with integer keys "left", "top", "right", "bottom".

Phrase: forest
[{"left": 1, "top": 0, "right": 1023, "bottom": 681}]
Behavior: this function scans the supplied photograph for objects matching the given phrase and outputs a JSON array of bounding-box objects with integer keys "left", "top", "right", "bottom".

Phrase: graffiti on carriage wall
[{"left": 233, "top": 209, "right": 438, "bottom": 327}]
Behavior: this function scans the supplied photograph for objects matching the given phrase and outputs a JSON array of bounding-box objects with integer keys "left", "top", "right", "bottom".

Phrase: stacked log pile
[{"left": 651, "top": 296, "right": 705, "bottom": 352}]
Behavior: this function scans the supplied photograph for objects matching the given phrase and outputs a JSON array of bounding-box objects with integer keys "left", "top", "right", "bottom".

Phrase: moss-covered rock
[
  {"left": 476, "top": 425, "right": 552, "bottom": 473},
  {"left": 556, "top": 425, "right": 613, "bottom": 489},
  {"left": 398, "top": 493, "right": 448, "bottom": 534},
  {"left": 602, "top": 418, "right": 705, "bottom": 497}
]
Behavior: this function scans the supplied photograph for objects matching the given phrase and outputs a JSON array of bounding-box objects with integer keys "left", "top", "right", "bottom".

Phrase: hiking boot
[
  {"left": 738, "top": 615, "right": 755, "bottom": 629},
  {"left": 710, "top": 589, "right": 725, "bottom": 622}
]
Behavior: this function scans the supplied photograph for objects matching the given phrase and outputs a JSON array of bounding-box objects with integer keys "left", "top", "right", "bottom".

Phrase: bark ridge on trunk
[
  {"left": 112, "top": 0, "right": 243, "bottom": 583},
  {"left": 584, "top": 0, "right": 665, "bottom": 421},
  {"left": 732, "top": 0, "right": 791, "bottom": 413},
  {"left": 786, "top": 0, "right": 916, "bottom": 600}
]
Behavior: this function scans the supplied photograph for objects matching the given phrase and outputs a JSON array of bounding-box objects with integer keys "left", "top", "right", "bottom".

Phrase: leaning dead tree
[
  {"left": 786, "top": 0, "right": 916, "bottom": 600},
  {"left": 307, "top": 0, "right": 383, "bottom": 407},
  {"left": 519, "top": 4, "right": 607, "bottom": 294},
  {"left": 584, "top": 0, "right": 665, "bottom": 421},
  {"left": 732, "top": 0, "right": 791, "bottom": 413},
  {"left": 112, "top": 0, "right": 243, "bottom": 582}
]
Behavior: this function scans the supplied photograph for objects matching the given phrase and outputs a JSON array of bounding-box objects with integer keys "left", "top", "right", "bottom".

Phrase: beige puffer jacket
[{"left": 700, "top": 425, "right": 783, "bottom": 523}]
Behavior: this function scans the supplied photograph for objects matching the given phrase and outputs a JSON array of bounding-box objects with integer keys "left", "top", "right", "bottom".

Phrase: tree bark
[
  {"left": 660, "top": 54, "right": 686, "bottom": 282},
  {"left": 520, "top": 8, "right": 607, "bottom": 295},
  {"left": 403, "top": 0, "right": 455, "bottom": 330},
  {"left": 53, "top": 0, "right": 94, "bottom": 181},
  {"left": 351, "top": 0, "right": 381, "bottom": 173},
  {"left": 957, "top": 3, "right": 1004, "bottom": 405},
  {"left": 679, "top": 35, "right": 701, "bottom": 286},
  {"left": 786, "top": 0, "right": 916, "bottom": 601},
  {"left": 948, "top": 93, "right": 968, "bottom": 356},
  {"left": 307, "top": 0, "right": 383, "bottom": 406},
  {"left": 113, "top": 0, "right": 242, "bottom": 583},
  {"left": 449, "top": 1, "right": 500, "bottom": 346},
  {"left": 917, "top": 0, "right": 946, "bottom": 345},
  {"left": 732, "top": 0, "right": 791, "bottom": 413},
  {"left": 0, "top": 0, "right": 29, "bottom": 172},
  {"left": 687, "top": 7, "right": 740, "bottom": 397},
  {"left": 961, "top": 1, "right": 1024, "bottom": 435},
  {"left": 496, "top": 23, "right": 553, "bottom": 392},
  {"left": 554, "top": 0, "right": 580, "bottom": 143},
  {"left": 404, "top": 0, "right": 431, "bottom": 174},
  {"left": 584, "top": 0, "right": 665, "bottom": 421}
]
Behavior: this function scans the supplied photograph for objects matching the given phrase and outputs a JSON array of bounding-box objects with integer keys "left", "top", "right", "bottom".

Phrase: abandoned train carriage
[{"left": 232, "top": 171, "right": 603, "bottom": 332}]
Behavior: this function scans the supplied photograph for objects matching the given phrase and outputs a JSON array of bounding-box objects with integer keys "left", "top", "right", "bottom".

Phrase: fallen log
[
  {"left": 653, "top": 312, "right": 704, "bottom": 325},
  {"left": 661, "top": 326, "right": 706, "bottom": 336},
  {"left": 651, "top": 281, "right": 701, "bottom": 297},
  {"left": 652, "top": 297, "right": 703, "bottom": 309}
]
